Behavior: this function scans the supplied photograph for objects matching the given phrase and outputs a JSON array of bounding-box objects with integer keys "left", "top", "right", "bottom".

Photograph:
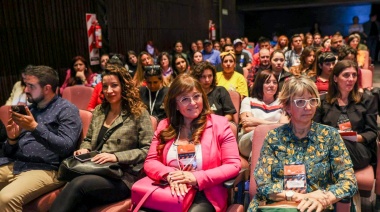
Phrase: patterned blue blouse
[{"left": 248, "top": 122, "right": 357, "bottom": 211}]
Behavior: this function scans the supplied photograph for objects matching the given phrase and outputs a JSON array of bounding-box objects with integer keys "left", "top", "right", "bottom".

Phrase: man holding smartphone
[{"left": 0, "top": 65, "right": 82, "bottom": 211}]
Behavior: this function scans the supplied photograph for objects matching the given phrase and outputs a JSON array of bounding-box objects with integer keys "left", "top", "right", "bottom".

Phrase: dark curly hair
[
  {"left": 190, "top": 61, "right": 217, "bottom": 90},
  {"left": 101, "top": 64, "right": 146, "bottom": 117}
]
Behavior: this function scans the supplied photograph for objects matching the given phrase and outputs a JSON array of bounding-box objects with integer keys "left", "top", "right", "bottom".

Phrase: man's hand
[{"left": 11, "top": 107, "right": 38, "bottom": 131}]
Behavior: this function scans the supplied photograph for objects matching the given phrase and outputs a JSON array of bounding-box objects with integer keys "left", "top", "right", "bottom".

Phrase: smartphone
[
  {"left": 152, "top": 180, "right": 169, "bottom": 187},
  {"left": 11, "top": 105, "right": 27, "bottom": 115},
  {"left": 74, "top": 151, "right": 99, "bottom": 162}
]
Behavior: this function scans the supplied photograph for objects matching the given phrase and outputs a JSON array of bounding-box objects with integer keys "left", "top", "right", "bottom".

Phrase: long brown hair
[
  {"left": 289, "top": 46, "right": 316, "bottom": 77},
  {"left": 326, "top": 60, "right": 361, "bottom": 104},
  {"left": 101, "top": 64, "right": 146, "bottom": 117},
  {"left": 159, "top": 74, "right": 211, "bottom": 145},
  {"left": 133, "top": 51, "right": 152, "bottom": 87}
]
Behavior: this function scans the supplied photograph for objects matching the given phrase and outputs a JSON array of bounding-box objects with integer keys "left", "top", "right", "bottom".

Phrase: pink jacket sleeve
[
  {"left": 192, "top": 115, "right": 241, "bottom": 191},
  {"left": 144, "top": 119, "right": 177, "bottom": 181}
]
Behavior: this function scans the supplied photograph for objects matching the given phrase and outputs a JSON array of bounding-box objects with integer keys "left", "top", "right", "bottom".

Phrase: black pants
[
  {"left": 50, "top": 174, "right": 130, "bottom": 212},
  {"left": 139, "top": 191, "right": 216, "bottom": 212},
  {"left": 344, "top": 140, "right": 372, "bottom": 170}
]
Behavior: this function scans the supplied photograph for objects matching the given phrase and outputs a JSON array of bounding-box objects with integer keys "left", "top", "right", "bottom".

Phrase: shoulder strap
[
  {"left": 95, "top": 116, "right": 126, "bottom": 151},
  {"left": 132, "top": 186, "right": 160, "bottom": 212}
]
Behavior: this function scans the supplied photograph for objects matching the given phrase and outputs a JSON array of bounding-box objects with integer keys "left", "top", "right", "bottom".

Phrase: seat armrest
[{"left": 223, "top": 168, "right": 248, "bottom": 188}]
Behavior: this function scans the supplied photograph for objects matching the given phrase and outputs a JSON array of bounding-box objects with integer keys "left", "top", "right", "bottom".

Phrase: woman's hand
[
  {"left": 76, "top": 71, "right": 86, "bottom": 82},
  {"left": 306, "top": 190, "right": 332, "bottom": 207},
  {"left": 91, "top": 152, "right": 118, "bottom": 164},
  {"left": 297, "top": 197, "right": 324, "bottom": 212},
  {"left": 167, "top": 170, "right": 197, "bottom": 186},
  {"left": 169, "top": 181, "right": 189, "bottom": 197},
  {"left": 73, "top": 148, "right": 90, "bottom": 156}
]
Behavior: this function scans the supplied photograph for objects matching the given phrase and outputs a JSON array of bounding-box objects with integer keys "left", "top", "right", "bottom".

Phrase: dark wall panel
[{"left": 0, "top": 0, "right": 242, "bottom": 105}]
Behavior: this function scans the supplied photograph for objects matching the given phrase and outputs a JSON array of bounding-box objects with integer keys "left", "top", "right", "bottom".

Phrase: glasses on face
[
  {"left": 177, "top": 93, "right": 202, "bottom": 106},
  {"left": 293, "top": 98, "right": 320, "bottom": 108}
]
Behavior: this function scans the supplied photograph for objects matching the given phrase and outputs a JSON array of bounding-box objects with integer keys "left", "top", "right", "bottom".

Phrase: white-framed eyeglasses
[
  {"left": 177, "top": 93, "right": 202, "bottom": 106},
  {"left": 293, "top": 98, "right": 320, "bottom": 108}
]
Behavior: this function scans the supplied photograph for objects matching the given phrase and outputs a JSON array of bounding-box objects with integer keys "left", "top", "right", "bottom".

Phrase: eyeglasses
[
  {"left": 293, "top": 98, "right": 320, "bottom": 108},
  {"left": 177, "top": 93, "right": 202, "bottom": 106}
]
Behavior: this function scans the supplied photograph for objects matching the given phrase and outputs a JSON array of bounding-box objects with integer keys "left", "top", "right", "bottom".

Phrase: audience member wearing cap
[
  {"left": 216, "top": 51, "right": 248, "bottom": 99},
  {"left": 202, "top": 39, "right": 221, "bottom": 66},
  {"left": 314, "top": 51, "right": 337, "bottom": 94},
  {"left": 233, "top": 38, "right": 252, "bottom": 79}
]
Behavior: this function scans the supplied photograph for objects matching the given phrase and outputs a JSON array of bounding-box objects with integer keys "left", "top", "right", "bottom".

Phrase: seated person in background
[
  {"left": 202, "top": 39, "right": 221, "bottom": 66},
  {"left": 126, "top": 50, "right": 138, "bottom": 78},
  {"left": 133, "top": 51, "right": 154, "bottom": 87},
  {"left": 216, "top": 51, "right": 248, "bottom": 99},
  {"left": 284, "top": 34, "right": 304, "bottom": 68},
  {"left": 139, "top": 67, "right": 168, "bottom": 121},
  {"left": 5, "top": 68, "right": 30, "bottom": 106},
  {"left": 347, "top": 34, "right": 367, "bottom": 68},
  {"left": 158, "top": 52, "right": 174, "bottom": 87},
  {"left": 173, "top": 53, "right": 190, "bottom": 75},
  {"left": 215, "top": 44, "right": 244, "bottom": 75},
  {"left": 50, "top": 64, "right": 154, "bottom": 211},
  {"left": 87, "top": 55, "right": 125, "bottom": 111},
  {"left": 1, "top": 66, "right": 82, "bottom": 210},
  {"left": 191, "top": 61, "right": 236, "bottom": 122},
  {"left": 270, "top": 50, "right": 292, "bottom": 91},
  {"left": 248, "top": 76, "right": 357, "bottom": 211},
  {"left": 60, "top": 56, "right": 96, "bottom": 94},
  {"left": 314, "top": 51, "right": 336, "bottom": 94},
  {"left": 252, "top": 37, "right": 271, "bottom": 67},
  {"left": 273, "top": 35, "right": 289, "bottom": 52},
  {"left": 314, "top": 60, "right": 377, "bottom": 170},
  {"left": 144, "top": 74, "right": 240, "bottom": 211},
  {"left": 239, "top": 70, "right": 288, "bottom": 158},
  {"left": 289, "top": 46, "right": 316, "bottom": 77},
  {"left": 337, "top": 46, "right": 363, "bottom": 90},
  {"left": 247, "top": 48, "right": 271, "bottom": 88},
  {"left": 233, "top": 38, "right": 252, "bottom": 79}
]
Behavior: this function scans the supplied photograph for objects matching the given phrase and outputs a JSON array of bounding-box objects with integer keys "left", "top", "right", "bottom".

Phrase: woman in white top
[{"left": 238, "top": 70, "right": 288, "bottom": 157}]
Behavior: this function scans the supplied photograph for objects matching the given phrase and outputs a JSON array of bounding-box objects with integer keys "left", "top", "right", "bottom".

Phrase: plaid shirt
[{"left": 284, "top": 49, "right": 303, "bottom": 68}]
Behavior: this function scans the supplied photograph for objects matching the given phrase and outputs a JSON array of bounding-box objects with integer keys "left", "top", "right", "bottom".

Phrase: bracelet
[{"left": 7, "top": 136, "right": 19, "bottom": 141}]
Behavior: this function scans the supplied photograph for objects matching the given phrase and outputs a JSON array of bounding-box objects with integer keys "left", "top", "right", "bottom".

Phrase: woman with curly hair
[
  {"left": 60, "top": 56, "right": 96, "bottom": 94},
  {"left": 51, "top": 64, "right": 154, "bottom": 211},
  {"left": 143, "top": 74, "right": 241, "bottom": 211}
]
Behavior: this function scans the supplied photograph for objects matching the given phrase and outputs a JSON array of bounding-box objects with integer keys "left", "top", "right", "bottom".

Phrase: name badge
[
  {"left": 177, "top": 143, "right": 196, "bottom": 171},
  {"left": 284, "top": 164, "right": 307, "bottom": 193},
  {"left": 338, "top": 121, "right": 352, "bottom": 131}
]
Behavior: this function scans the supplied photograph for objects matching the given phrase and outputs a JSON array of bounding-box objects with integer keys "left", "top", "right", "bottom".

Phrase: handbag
[
  {"left": 57, "top": 120, "right": 125, "bottom": 181},
  {"left": 57, "top": 157, "right": 123, "bottom": 181},
  {"left": 130, "top": 176, "right": 196, "bottom": 212}
]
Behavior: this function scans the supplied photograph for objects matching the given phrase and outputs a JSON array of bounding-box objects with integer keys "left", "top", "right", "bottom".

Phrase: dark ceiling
[{"left": 236, "top": 0, "right": 380, "bottom": 11}]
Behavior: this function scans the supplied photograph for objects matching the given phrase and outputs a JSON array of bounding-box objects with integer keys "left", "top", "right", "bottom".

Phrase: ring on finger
[{"left": 304, "top": 197, "right": 309, "bottom": 201}]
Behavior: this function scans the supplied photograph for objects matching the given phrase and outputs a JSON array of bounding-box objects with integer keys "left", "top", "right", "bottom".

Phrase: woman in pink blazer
[{"left": 144, "top": 74, "right": 241, "bottom": 212}]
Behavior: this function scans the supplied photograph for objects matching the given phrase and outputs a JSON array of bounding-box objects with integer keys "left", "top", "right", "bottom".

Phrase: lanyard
[
  {"left": 173, "top": 129, "right": 196, "bottom": 171},
  {"left": 148, "top": 88, "right": 160, "bottom": 115}
]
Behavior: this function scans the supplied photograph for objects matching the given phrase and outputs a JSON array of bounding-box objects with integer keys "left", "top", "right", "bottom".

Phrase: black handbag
[
  {"left": 57, "top": 121, "right": 125, "bottom": 181},
  {"left": 57, "top": 157, "right": 123, "bottom": 181}
]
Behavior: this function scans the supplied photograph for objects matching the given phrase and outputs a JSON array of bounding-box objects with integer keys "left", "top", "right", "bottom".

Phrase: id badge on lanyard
[
  {"left": 284, "top": 164, "right": 307, "bottom": 194},
  {"left": 177, "top": 143, "right": 196, "bottom": 171},
  {"left": 338, "top": 120, "right": 352, "bottom": 131}
]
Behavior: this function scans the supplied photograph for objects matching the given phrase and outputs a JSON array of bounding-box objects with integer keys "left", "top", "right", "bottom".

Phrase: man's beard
[{"left": 26, "top": 94, "right": 44, "bottom": 104}]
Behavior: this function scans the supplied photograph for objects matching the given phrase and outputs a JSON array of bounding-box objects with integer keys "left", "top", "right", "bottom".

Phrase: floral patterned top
[{"left": 248, "top": 122, "right": 357, "bottom": 211}]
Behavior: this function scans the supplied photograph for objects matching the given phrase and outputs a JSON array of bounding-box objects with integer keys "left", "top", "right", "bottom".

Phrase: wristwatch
[{"left": 285, "top": 190, "right": 295, "bottom": 201}]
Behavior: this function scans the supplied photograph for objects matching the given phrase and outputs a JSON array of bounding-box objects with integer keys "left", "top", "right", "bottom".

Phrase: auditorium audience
[
  {"left": 158, "top": 52, "right": 174, "bottom": 87},
  {"left": 270, "top": 50, "right": 293, "bottom": 91},
  {"left": 133, "top": 51, "right": 154, "bottom": 87},
  {"left": 173, "top": 53, "right": 190, "bottom": 75},
  {"left": 314, "top": 51, "right": 336, "bottom": 94},
  {"left": 126, "top": 51, "right": 138, "bottom": 77},
  {"left": 289, "top": 46, "right": 316, "bottom": 77},
  {"left": 285, "top": 34, "right": 304, "bottom": 68},
  {"left": 273, "top": 35, "right": 289, "bottom": 52}
]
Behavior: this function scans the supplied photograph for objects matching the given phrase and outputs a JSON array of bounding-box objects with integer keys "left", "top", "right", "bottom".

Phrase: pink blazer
[{"left": 144, "top": 114, "right": 241, "bottom": 212}]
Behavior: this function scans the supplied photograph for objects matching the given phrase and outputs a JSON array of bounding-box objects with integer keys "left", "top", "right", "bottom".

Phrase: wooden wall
[{"left": 0, "top": 0, "right": 243, "bottom": 105}]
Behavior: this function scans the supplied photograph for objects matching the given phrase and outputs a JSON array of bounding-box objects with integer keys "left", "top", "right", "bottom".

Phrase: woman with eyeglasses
[
  {"left": 314, "top": 60, "right": 377, "bottom": 170},
  {"left": 139, "top": 67, "right": 168, "bottom": 121},
  {"left": 248, "top": 75, "right": 357, "bottom": 212},
  {"left": 238, "top": 70, "right": 289, "bottom": 158},
  {"left": 143, "top": 74, "right": 240, "bottom": 211}
]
